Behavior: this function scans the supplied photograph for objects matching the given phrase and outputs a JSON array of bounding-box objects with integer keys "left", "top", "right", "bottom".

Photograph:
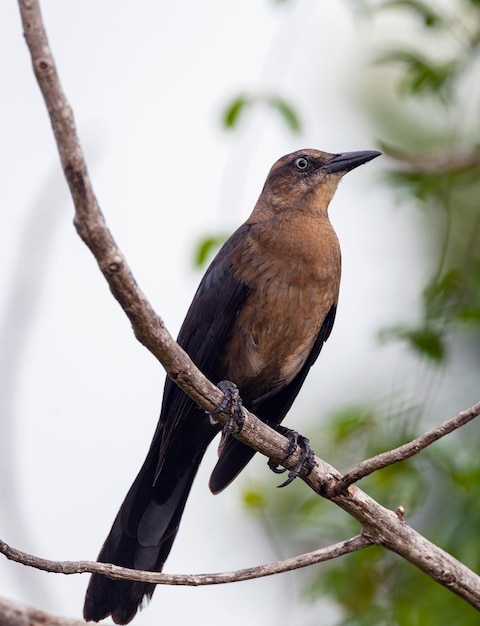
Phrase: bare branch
[
  {"left": 15, "top": 0, "right": 480, "bottom": 614},
  {"left": 380, "top": 142, "right": 480, "bottom": 174},
  {"left": 335, "top": 400, "right": 480, "bottom": 493},
  {"left": 0, "top": 596, "right": 85, "bottom": 626},
  {"left": 0, "top": 535, "right": 371, "bottom": 586}
]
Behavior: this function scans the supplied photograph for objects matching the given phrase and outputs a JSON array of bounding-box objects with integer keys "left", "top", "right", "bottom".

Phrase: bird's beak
[{"left": 323, "top": 150, "right": 382, "bottom": 174}]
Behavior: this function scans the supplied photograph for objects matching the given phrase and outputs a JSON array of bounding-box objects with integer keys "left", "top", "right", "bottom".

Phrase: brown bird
[{"left": 83, "top": 147, "right": 380, "bottom": 624}]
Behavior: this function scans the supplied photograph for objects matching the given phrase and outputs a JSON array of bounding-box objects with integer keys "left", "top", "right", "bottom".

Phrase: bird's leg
[
  {"left": 207, "top": 380, "right": 244, "bottom": 436},
  {"left": 267, "top": 424, "right": 316, "bottom": 488}
]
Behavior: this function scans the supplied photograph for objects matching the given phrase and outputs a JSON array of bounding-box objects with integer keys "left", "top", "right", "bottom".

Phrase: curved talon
[
  {"left": 280, "top": 427, "right": 299, "bottom": 459},
  {"left": 278, "top": 436, "right": 316, "bottom": 488},
  {"left": 207, "top": 380, "right": 244, "bottom": 436},
  {"left": 267, "top": 458, "right": 287, "bottom": 474},
  {"left": 266, "top": 425, "right": 316, "bottom": 488}
]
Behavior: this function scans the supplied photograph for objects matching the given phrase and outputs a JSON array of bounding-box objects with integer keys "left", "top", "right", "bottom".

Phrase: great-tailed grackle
[{"left": 83, "top": 148, "right": 381, "bottom": 624}]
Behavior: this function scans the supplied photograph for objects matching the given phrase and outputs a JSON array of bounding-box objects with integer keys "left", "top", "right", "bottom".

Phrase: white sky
[{"left": 1, "top": 1, "right": 478, "bottom": 625}]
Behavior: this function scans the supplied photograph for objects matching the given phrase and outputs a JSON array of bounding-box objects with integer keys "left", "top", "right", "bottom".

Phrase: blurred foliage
[
  {"left": 201, "top": 0, "right": 480, "bottom": 365},
  {"left": 233, "top": 0, "right": 480, "bottom": 623},
  {"left": 192, "top": 0, "right": 480, "bottom": 620},
  {"left": 365, "top": 0, "right": 480, "bottom": 362},
  {"left": 243, "top": 405, "right": 480, "bottom": 625},
  {"left": 222, "top": 93, "right": 301, "bottom": 133},
  {"left": 376, "top": 50, "right": 458, "bottom": 102}
]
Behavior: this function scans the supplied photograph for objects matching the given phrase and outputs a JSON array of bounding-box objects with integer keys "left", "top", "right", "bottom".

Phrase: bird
[{"left": 83, "top": 147, "right": 381, "bottom": 624}]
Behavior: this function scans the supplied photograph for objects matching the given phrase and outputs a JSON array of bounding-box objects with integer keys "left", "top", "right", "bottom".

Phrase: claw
[
  {"left": 207, "top": 380, "right": 244, "bottom": 436},
  {"left": 266, "top": 424, "right": 316, "bottom": 487},
  {"left": 267, "top": 458, "right": 287, "bottom": 474}
]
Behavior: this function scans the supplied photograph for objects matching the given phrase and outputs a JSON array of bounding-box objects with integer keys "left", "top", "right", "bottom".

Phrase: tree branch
[
  {"left": 0, "top": 535, "right": 371, "bottom": 585},
  {"left": 0, "top": 596, "right": 85, "bottom": 626},
  {"left": 334, "top": 400, "right": 480, "bottom": 493},
  {"left": 14, "top": 0, "right": 480, "bottom": 615}
]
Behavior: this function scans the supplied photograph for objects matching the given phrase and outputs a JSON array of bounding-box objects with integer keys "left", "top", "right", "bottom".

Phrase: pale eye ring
[{"left": 294, "top": 156, "right": 309, "bottom": 170}]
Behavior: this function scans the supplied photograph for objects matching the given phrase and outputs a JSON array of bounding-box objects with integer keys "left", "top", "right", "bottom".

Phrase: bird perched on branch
[{"left": 83, "top": 147, "right": 381, "bottom": 624}]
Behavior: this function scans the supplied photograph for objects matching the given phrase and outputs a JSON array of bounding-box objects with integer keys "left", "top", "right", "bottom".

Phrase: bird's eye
[{"left": 294, "top": 156, "right": 309, "bottom": 171}]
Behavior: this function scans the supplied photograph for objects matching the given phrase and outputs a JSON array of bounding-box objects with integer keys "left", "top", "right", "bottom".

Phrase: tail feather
[
  {"left": 84, "top": 412, "right": 219, "bottom": 624},
  {"left": 83, "top": 464, "right": 195, "bottom": 624},
  {"left": 209, "top": 437, "right": 256, "bottom": 494},
  {"left": 83, "top": 514, "right": 158, "bottom": 624}
]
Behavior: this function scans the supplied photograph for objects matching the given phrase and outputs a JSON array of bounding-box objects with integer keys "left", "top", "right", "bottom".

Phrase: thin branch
[
  {"left": 15, "top": 0, "right": 480, "bottom": 614},
  {"left": 335, "top": 400, "right": 480, "bottom": 494},
  {"left": 0, "top": 596, "right": 85, "bottom": 626},
  {"left": 0, "top": 535, "right": 371, "bottom": 586},
  {"left": 380, "top": 141, "right": 480, "bottom": 174}
]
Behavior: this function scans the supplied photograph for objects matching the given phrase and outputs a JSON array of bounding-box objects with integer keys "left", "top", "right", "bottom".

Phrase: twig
[
  {"left": 335, "top": 400, "right": 480, "bottom": 493},
  {"left": 380, "top": 142, "right": 480, "bottom": 174},
  {"left": 0, "top": 535, "right": 371, "bottom": 585},
  {"left": 0, "top": 596, "right": 85, "bottom": 626},
  {"left": 16, "top": 0, "right": 480, "bottom": 613}
]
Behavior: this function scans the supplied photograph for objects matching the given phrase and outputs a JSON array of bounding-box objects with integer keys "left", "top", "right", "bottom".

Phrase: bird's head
[{"left": 250, "top": 148, "right": 381, "bottom": 221}]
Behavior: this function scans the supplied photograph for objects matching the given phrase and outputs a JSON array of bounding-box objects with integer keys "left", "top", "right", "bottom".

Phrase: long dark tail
[{"left": 83, "top": 411, "right": 219, "bottom": 624}]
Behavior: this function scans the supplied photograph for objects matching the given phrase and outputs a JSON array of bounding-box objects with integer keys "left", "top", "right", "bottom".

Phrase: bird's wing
[
  {"left": 87, "top": 229, "right": 252, "bottom": 620},
  {"left": 208, "top": 304, "right": 337, "bottom": 493},
  {"left": 118, "top": 224, "right": 251, "bottom": 503},
  {"left": 118, "top": 225, "right": 251, "bottom": 534}
]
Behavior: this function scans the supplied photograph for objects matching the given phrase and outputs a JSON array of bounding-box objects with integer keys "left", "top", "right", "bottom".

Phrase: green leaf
[
  {"left": 267, "top": 96, "right": 302, "bottom": 133},
  {"left": 379, "top": 324, "right": 446, "bottom": 361},
  {"left": 222, "top": 95, "right": 251, "bottom": 129},
  {"left": 379, "top": 0, "right": 445, "bottom": 28},
  {"left": 327, "top": 406, "right": 376, "bottom": 443},
  {"left": 377, "top": 50, "right": 457, "bottom": 101},
  {"left": 193, "top": 235, "right": 227, "bottom": 267},
  {"left": 242, "top": 489, "right": 266, "bottom": 510},
  {"left": 423, "top": 269, "right": 461, "bottom": 317},
  {"left": 222, "top": 92, "right": 301, "bottom": 133},
  {"left": 405, "top": 327, "right": 446, "bottom": 361}
]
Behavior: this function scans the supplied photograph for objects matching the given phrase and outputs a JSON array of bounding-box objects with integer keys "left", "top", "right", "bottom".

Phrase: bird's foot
[
  {"left": 267, "top": 424, "right": 316, "bottom": 488},
  {"left": 207, "top": 380, "right": 244, "bottom": 436}
]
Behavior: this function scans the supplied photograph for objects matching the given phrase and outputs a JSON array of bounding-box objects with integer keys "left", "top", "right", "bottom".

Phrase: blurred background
[{"left": 1, "top": 0, "right": 479, "bottom": 624}]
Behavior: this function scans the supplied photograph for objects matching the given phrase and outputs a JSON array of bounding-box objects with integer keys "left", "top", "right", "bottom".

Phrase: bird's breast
[{"left": 220, "top": 215, "right": 341, "bottom": 401}]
